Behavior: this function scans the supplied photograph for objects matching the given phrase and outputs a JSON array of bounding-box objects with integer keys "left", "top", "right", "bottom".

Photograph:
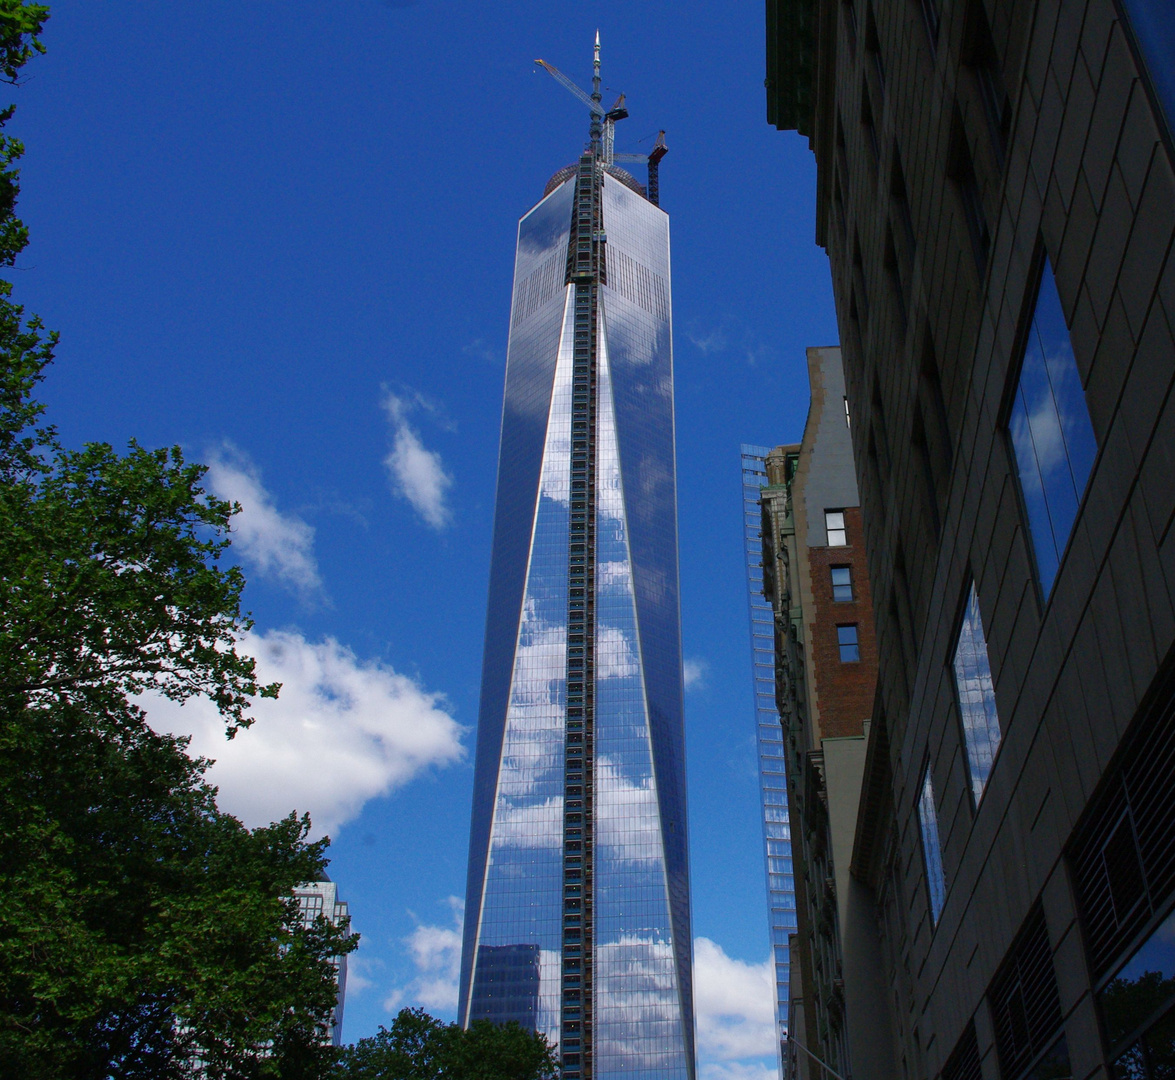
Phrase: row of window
[{"left": 917, "top": 251, "right": 1099, "bottom": 927}]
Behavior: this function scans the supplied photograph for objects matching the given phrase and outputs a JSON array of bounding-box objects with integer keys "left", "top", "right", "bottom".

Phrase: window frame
[
  {"left": 837, "top": 623, "right": 861, "bottom": 662},
  {"left": 831, "top": 565, "right": 854, "bottom": 602},
  {"left": 825, "top": 509, "right": 848, "bottom": 546}
]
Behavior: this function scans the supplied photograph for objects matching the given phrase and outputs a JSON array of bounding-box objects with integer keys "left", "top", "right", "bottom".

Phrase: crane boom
[{"left": 535, "top": 59, "right": 604, "bottom": 117}]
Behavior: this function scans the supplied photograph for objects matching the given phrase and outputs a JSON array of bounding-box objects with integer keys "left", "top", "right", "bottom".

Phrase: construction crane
[
  {"left": 534, "top": 35, "right": 667, "bottom": 205},
  {"left": 613, "top": 131, "right": 668, "bottom": 207}
]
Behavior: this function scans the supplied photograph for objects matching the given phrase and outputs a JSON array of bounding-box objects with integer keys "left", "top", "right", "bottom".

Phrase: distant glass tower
[
  {"left": 459, "top": 39, "right": 694, "bottom": 1080},
  {"left": 740, "top": 446, "right": 795, "bottom": 1078}
]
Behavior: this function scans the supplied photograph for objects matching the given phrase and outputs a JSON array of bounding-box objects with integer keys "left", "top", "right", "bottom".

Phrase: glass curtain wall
[
  {"left": 741, "top": 445, "right": 795, "bottom": 1078},
  {"left": 461, "top": 165, "right": 694, "bottom": 1080}
]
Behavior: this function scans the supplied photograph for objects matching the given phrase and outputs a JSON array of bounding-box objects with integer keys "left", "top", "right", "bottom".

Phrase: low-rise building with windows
[{"left": 767, "top": 3, "right": 1175, "bottom": 1080}]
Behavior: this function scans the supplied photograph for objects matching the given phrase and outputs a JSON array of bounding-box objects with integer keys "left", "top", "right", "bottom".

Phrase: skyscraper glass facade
[
  {"left": 740, "top": 446, "right": 795, "bottom": 1077},
  {"left": 460, "top": 117, "right": 693, "bottom": 1080}
]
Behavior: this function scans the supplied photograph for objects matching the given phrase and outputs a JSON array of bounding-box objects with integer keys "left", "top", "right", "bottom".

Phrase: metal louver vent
[
  {"left": 941, "top": 1020, "right": 982, "bottom": 1080},
  {"left": 1068, "top": 649, "right": 1175, "bottom": 982},
  {"left": 988, "top": 903, "right": 1062, "bottom": 1080}
]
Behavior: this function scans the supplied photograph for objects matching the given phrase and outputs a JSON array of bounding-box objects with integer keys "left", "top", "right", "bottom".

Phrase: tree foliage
[
  {"left": 337, "top": 1009, "right": 560, "bottom": 1080},
  {"left": 0, "top": 5, "right": 357, "bottom": 1076}
]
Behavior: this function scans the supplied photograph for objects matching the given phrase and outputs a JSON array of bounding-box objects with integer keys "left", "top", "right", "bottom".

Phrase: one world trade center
[{"left": 459, "top": 38, "right": 695, "bottom": 1080}]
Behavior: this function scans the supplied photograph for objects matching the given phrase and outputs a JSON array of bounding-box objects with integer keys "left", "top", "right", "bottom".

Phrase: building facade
[
  {"left": 742, "top": 445, "right": 800, "bottom": 1076},
  {"left": 459, "top": 47, "right": 695, "bottom": 1080},
  {"left": 292, "top": 877, "right": 350, "bottom": 1047},
  {"left": 768, "top": 5, "right": 1175, "bottom": 1080},
  {"left": 754, "top": 348, "right": 887, "bottom": 1080}
]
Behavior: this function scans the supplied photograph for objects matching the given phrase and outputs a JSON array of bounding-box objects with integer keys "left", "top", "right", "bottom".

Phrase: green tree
[
  {"left": 0, "top": 4, "right": 357, "bottom": 1076},
  {"left": 337, "top": 1008, "right": 560, "bottom": 1080}
]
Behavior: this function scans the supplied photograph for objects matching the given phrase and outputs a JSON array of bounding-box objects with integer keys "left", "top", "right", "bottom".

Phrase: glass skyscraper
[
  {"left": 740, "top": 446, "right": 795, "bottom": 1079},
  {"left": 459, "top": 46, "right": 694, "bottom": 1080}
]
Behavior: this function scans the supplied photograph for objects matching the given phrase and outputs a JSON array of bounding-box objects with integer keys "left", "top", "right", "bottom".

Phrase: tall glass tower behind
[
  {"left": 740, "top": 445, "right": 795, "bottom": 1078},
  {"left": 459, "top": 44, "right": 694, "bottom": 1080}
]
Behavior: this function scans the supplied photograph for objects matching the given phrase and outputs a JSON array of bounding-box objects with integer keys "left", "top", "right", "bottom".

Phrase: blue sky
[{"left": 19, "top": 3, "right": 838, "bottom": 1076}]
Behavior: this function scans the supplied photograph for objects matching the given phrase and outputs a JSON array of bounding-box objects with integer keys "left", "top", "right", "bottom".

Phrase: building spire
[{"left": 590, "top": 31, "right": 603, "bottom": 154}]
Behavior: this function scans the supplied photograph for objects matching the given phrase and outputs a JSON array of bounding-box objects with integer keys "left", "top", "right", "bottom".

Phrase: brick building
[
  {"left": 766, "top": 3, "right": 1175, "bottom": 1080},
  {"left": 756, "top": 347, "right": 887, "bottom": 1080}
]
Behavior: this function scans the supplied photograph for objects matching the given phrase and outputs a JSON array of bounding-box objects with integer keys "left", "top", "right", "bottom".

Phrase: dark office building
[
  {"left": 767, "top": 4, "right": 1175, "bottom": 1080},
  {"left": 459, "top": 39, "right": 694, "bottom": 1080}
]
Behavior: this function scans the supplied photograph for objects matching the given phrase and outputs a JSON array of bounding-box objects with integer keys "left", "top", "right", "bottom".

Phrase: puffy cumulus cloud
[
  {"left": 683, "top": 657, "right": 708, "bottom": 691},
  {"left": 145, "top": 629, "right": 464, "bottom": 838},
  {"left": 385, "top": 897, "right": 464, "bottom": 1016},
  {"left": 694, "top": 938, "right": 778, "bottom": 1062},
  {"left": 205, "top": 443, "right": 322, "bottom": 597},
  {"left": 382, "top": 390, "right": 453, "bottom": 530}
]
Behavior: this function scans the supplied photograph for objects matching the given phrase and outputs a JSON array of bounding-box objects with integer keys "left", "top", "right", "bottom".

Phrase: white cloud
[
  {"left": 385, "top": 897, "right": 464, "bottom": 1016},
  {"left": 684, "top": 657, "right": 708, "bottom": 691},
  {"left": 145, "top": 628, "right": 464, "bottom": 838},
  {"left": 344, "top": 953, "right": 382, "bottom": 996},
  {"left": 382, "top": 390, "right": 453, "bottom": 529},
  {"left": 694, "top": 937, "right": 779, "bottom": 1062},
  {"left": 205, "top": 443, "right": 322, "bottom": 597},
  {"left": 700, "top": 1062, "right": 781, "bottom": 1080},
  {"left": 688, "top": 327, "right": 729, "bottom": 354}
]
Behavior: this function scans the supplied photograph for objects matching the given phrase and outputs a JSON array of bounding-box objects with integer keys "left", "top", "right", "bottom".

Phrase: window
[
  {"left": 831, "top": 566, "right": 854, "bottom": 602},
  {"left": 918, "top": 767, "right": 946, "bottom": 924},
  {"left": 825, "top": 510, "right": 847, "bottom": 546},
  {"left": 988, "top": 905, "right": 1067, "bottom": 1080},
  {"left": 953, "top": 583, "right": 1002, "bottom": 803},
  {"left": 1098, "top": 907, "right": 1175, "bottom": 1075},
  {"left": 837, "top": 624, "right": 860, "bottom": 662},
  {"left": 1008, "top": 254, "right": 1097, "bottom": 597}
]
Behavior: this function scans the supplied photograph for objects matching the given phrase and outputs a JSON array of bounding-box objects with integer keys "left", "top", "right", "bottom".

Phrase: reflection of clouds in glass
[
  {"left": 490, "top": 796, "right": 563, "bottom": 850},
  {"left": 537, "top": 948, "right": 562, "bottom": 1047},
  {"left": 597, "top": 625, "right": 640, "bottom": 680},
  {"left": 594, "top": 935, "right": 687, "bottom": 1074},
  {"left": 1008, "top": 258, "right": 1097, "bottom": 595},
  {"left": 598, "top": 559, "right": 632, "bottom": 593},
  {"left": 537, "top": 295, "right": 577, "bottom": 505},
  {"left": 597, "top": 756, "right": 662, "bottom": 865},
  {"left": 953, "top": 584, "right": 1001, "bottom": 802}
]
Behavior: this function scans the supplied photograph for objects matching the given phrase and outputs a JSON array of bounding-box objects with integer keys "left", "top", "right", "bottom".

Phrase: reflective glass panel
[
  {"left": 918, "top": 767, "right": 947, "bottom": 924},
  {"left": 1101, "top": 908, "right": 1175, "bottom": 1058},
  {"left": 1008, "top": 255, "right": 1097, "bottom": 596},
  {"left": 597, "top": 174, "right": 693, "bottom": 1079},
  {"left": 468, "top": 288, "right": 577, "bottom": 1044},
  {"left": 461, "top": 175, "right": 576, "bottom": 1032},
  {"left": 740, "top": 445, "right": 795, "bottom": 1070},
  {"left": 953, "top": 582, "right": 1002, "bottom": 803},
  {"left": 592, "top": 301, "right": 689, "bottom": 1080}
]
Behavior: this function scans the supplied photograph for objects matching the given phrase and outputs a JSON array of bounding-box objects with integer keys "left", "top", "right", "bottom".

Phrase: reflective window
[
  {"left": 1008, "top": 255, "right": 1097, "bottom": 596},
  {"left": 918, "top": 767, "right": 946, "bottom": 925},
  {"left": 837, "top": 624, "right": 860, "bottom": 662},
  {"left": 831, "top": 566, "right": 853, "bottom": 602},
  {"left": 1120, "top": 2, "right": 1175, "bottom": 135},
  {"left": 826, "top": 510, "right": 847, "bottom": 546},
  {"left": 953, "top": 582, "right": 1002, "bottom": 803},
  {"left": 1100, "top": 907, "right": 1175, "bottom": 1071}
]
